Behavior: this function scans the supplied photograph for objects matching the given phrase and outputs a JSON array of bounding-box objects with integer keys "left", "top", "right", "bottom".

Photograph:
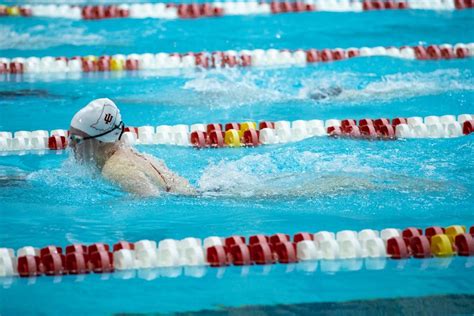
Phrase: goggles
[{"left": 69, "top": 121, "right": 125, "bottom": 145}]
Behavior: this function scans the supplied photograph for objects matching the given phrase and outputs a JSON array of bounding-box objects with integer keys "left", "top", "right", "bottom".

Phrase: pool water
[{"left": 1, "top": 7, "right": 474, "bottom": 315}]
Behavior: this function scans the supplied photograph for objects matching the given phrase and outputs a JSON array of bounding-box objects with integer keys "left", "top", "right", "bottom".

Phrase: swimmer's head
[
  {"left": 69, "top": 98, "right": 124, "bottom": 165},
  {"left": 69, "top": 98, "right": 124, "bottom": 143}
]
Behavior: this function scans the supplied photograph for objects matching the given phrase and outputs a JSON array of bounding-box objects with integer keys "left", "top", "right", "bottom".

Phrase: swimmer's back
[{"left": 102, "top": 147, "right": 196, "bottom": 197}]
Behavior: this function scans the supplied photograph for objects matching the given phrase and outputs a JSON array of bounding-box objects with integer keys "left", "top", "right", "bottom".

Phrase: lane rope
[
  {"left": 0, "top": 0, "right": 472, "bottom": 20},
  {"left": 1, "top": 43, "right": 473, "bottom": 75},
  {"left": 0, "top": 114, "right": 473, "bottom": 154},
  {"left": 1, "top": 257, "right": 469, "bottom": 286},
  {"left": 0, "top": 225, "right": 472, "bottom": 277}
]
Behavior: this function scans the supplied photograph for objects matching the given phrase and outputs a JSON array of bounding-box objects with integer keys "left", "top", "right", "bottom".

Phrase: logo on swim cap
[
  {"left": 104, "top": 113, "right": 113, "bottom": 124},
  {"left": 90, "top": 103, "right": 118, "bottom": 132}
]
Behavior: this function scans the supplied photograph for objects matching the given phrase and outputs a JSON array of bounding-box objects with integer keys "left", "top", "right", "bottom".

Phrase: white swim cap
[{"left": 70, "top": 98, "right": 123, "bottom": 143}]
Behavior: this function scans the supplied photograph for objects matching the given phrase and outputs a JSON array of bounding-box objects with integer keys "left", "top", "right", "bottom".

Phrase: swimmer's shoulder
[
  {"left": 102, "top": 147, "right": 161, "bottom": 197},
  {"left": 102, "top": 147, "right": 138, "bottom": 177},
  {"left": 106, "top": 146, "right": 147, "bottom": 165}
]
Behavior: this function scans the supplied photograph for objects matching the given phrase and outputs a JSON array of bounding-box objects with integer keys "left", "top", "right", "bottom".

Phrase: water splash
[
  {"left": 196, "top": 148, "right": 381, "bottom": 198},
  {"left": 26, "top": 154, "right": 123, "bottom": 204},
  {"left": 300, "top": 69, "right": 474, "bottom": 104},
  {"left": 195, "top": 143, "right": 460, "bottom": 199},
  {"left": 0, "top": 23, "right": 105, "bottom": 50},
  {"left": 183, "top": 69, "right": 287, "bottom": 108},
  {"left": 181, "top": 67, "right": 473, "bottom": 108}
]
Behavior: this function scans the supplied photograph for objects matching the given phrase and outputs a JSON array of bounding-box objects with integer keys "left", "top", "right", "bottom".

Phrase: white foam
[
  {"left": 300, "top": 69, "right": 474, "bottom": 104},
  {"left": 26, "top": 155, "right": 120, "bottom": 197},
  {"left": 182, "top": 69, "right": 287, "bottom": 108},
  {"left": 0, "top": 23, "right": 105, "bottom": 50},
  {"left": 197, "top": 150, "right": 379, "bottom": 198}
]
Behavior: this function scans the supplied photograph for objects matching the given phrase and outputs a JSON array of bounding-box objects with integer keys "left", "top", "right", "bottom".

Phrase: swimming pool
[{"left": 1, "top": 4, "right": 474, "bottom": 314}]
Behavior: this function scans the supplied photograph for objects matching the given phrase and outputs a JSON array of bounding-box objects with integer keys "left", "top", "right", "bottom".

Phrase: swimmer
[{"left": 68, "top": 98, "right": 196, "bottom": 197}]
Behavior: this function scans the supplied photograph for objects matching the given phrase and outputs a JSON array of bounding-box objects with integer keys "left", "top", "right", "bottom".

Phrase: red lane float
[
  {"left": 378, "top": 124, "right": 395, "bottom": 138},
  {"left": 409, "top": 236, "right": 432, "bottom": 258},
  {"left": 88, "top": 243, "right": 110, "bottom": 254},
  {"left": 124, "top": 127, "right": 138, "bottom": 136},
  {"left": 387, "top": 237, "right": 410, "bottom": 259},
  {"left": 274, "top": 242, "right": 297, "bottom": 263},
  {"left": 344, "top": 126, "right": 361, "bottom": 137},
  {"left": 206, "top": 245, "right": 228, "bottom": 267},
  {"left": 327, "top": 126, "right": 343, "bottom": 137},
  {"left": 0, "top": 63, "right": 8, "bottom": 74},
  {"left": 455, "top": 234, "right": 474, "bottom": 256},
  {"left": 208, "top": 130, "right": 225, "bottom": 147},
  {"left": 9, "top": 62, "right": 23, "bottom": 74},
  {"left": 89, "top": 251, "right": 114, "bottom": 273},
  {"left": 126, "top": 59, "right": 139, "bottom": 70},
  {"left": 65, "top": 252, "right": 89, "bottom": 274},
  {"left": 332, "top": 48, "right": 345, "bottom": 60},
  {"left": 250, "top": 243, "right": 274, "bottom": 264},
  {"left": 229, "top": 244, "right": 252, "bottom": 265},
  {"left": 374, "top": 118, "right": 390, "bottom": 129},
  {"left": 206, "top": 123, "right": 221, "bottom": 134},
  {"left": 48, "top": 135, "right": 68, "bottom": 150},
  {"left": 225, "top": 236, "right": 246, "bottom": 248},
  {"left": 359, "top": 118, "right": 373, "bottom": 126},
  {"left": 306, "top": 49, "right": 319, "bottom": 62},
  {"left": 17, "top": 255, "right": 42, "bottom": 277},
  {"left": 225, "top": 123, "right": 240, "bottom": 131},
  {"left": 293, "top": 232, "right": 313, "bottom": 243},
  {"left": 402, "top": 227, "right": 423, "bottom": 246},
  {"left": 455, "top": 0, "right": 474, "bottom": 9},
  {"left": 392, "top": 117, "right": 407, "bottom": 126},
  {"left": 341, "top": 119, "right": 356, "bottom": 131},
  {"left": 425, "top": 226, "right": 445, "bottom": 242},
  {"left": 113, "top": 241, "right": 134, "bottom": 251},
  {"left": 463, "top": 120, "right": 474, "bottom": 134},
  {"left": 40, "top": 246, "right": 62, "bottom": 258},
  {"left": 243, "top": 129, "right": 259, "bottom": 146},
  {"left": 65, "top": 244, "right": 87, "bottom": 254},
  {"left": 42, "top": 253, "right": 66, "bottom": 275},
  {"left": 190, "top": 131, "right": 207, "bottom": 148},
  {"left": 249, "top": 234, "right": 270, "bottom": 245},
  {"left": 270, "top": 233, "right": 290, "bottom": 245},
  {"left": 360, "top": 125, "right": 378, "bottom": 137},
  {"left": 259, "top": 121, "right": 274, "bottom": 129}
]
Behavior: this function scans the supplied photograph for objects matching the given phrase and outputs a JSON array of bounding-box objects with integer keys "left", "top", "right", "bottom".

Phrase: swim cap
[{"left": 70, "top": 98, "right": 123, "bottom": 143}]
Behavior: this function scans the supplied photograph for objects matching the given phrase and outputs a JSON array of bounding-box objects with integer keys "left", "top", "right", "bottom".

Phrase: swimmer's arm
[{"left": 102, "top": 159, "right": 161, "bottom": 197}]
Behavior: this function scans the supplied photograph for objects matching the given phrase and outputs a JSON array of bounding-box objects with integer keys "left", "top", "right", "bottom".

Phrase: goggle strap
[{"left": 82, "top": 121, "right": 124, "bottom": 141}]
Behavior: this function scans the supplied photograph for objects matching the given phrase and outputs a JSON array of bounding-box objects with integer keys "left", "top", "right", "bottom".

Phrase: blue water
[{"left": 1, "top": 8, "right": 474, "bottom": 315}]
